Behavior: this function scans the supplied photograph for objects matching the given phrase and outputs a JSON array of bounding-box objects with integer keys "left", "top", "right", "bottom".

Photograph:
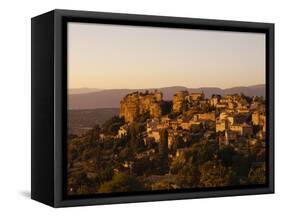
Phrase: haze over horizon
[
  {"left": 68, "top": 23, "right": 265, "bottom": 89},
  {"left": 69, "top": 83, "right": 265, "bottom": 91}
]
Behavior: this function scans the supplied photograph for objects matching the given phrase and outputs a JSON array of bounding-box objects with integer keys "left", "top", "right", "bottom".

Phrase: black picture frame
[{"left": 31, "top": 9, "right": 274, "bottom": 207}]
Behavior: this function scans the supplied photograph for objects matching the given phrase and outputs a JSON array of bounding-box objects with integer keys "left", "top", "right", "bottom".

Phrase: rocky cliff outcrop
[
  {"left": 172, "top": 91, "right": 189, "bottom": 113},
  {"left": 120, "top": 90, "right": 163, "bottom": 123}
]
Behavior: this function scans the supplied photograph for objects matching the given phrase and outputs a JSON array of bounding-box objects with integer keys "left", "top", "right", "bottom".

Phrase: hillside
[{"left": 68, "top": 108, "right": 119, "bottom": 135}]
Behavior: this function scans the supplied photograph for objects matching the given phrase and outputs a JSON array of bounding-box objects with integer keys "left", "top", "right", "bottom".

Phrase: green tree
[
  {"left": 135, "top": 111, "right": 150, "bottom": 123},
  {"left": 159, "top": 129, "right": 168, "bottom": 160},
  {"left": 218, "top": 146, "right": 236, "bottom": 167},
  {"left": 199, "top": 160, "right": 236, "bottom": 187},
  {"left": 98, "top": 173, "right": 145, "bottom": 193},
  {"left": 132, "top": 157, "right": 152, "bottom": 176},
  {"left": 119, "top": 146, "right": 134, "bottom": 161},
  {"left": 161, "top": 101, "right": 173, "bottom": 115},
  {"left": 248, "top": 163, "right": 266, "bottom": 184},
  {"left": 232, "top": 154, "right": 251, "bottom": 178},
  {"left": 195, "top": 141, "right": 218, "bottom": 164},
  {"left": 175, "top": 136, "right": 185, "bottom": 149},
  {"left": 177, "top": 160, "right": 200, "bottom": 188},
  {"left": 90, "top": 124, "right": 101, "bottom": 141},
  {"left": 158, "top": 129, "right": 169, "bottom": 174},
  {"left": 102, "top": 116, "right": 124, "bottom": 135},
  {"left": 190, "top": 124, "right": 201, "bottom": 133}
]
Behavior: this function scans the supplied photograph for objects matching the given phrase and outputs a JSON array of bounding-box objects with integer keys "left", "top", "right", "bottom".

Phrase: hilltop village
[
  {"left": 67, "top": 90, "right": 266, "bottom": 195},
  {"left": 118, "top": 90, "right": 265, "bottom": 151}
]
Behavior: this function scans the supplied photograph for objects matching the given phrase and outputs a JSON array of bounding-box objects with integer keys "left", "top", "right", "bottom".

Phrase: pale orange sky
[{"left": 67, "top": 22, "right": 265, "bottom": 89}]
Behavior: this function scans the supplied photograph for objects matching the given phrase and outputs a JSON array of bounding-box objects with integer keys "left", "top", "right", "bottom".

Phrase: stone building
[
  {"left": 118, "top": 124, "right": 129, "bottom": 138},
  {"left": 187, "top": 92, "right": 205, "bottom": 102},
  {"left": 149, "top": 130, "right": 161, "bottom": 143},
  {"left": 172, "top": 91, "right": 189, "bottom": 113},
  {"left": 195, "top": 111, "right": 216, "bottom": 121},
  {"left": 216, "top": 119, "right": 229, "bottom": 132},
  {"left": 210, "top": 95, "right": 221, "bottom": 107},
  {"left": 230, "top": 123, "right": 253, "bottom": 136},
  {"left": 119, "top": 90, "right": 163, "bottom": 123},
  {"left": 219, "top": 130, "right": 237, "bottom": 146},
  {"left": 252, "top": 111, "right": 266, "bottom": 133}
]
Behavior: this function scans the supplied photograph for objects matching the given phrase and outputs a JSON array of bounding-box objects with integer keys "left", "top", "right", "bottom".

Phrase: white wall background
[{"left": 0, "top": 0, "right": 279, "bottom": 215}]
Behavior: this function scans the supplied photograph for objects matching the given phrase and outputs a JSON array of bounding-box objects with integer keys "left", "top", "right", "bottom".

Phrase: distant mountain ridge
[
  {"left": 69, "top": 88, "right": 102, "bottom": 95},
  {"left": 68, "top": 84, "right": 265, "bottom": 110}
]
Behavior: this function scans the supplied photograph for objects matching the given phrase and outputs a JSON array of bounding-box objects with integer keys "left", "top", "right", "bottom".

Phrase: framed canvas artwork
[{"left": 31, "top": 9, "right": 274, "bottom": 207}]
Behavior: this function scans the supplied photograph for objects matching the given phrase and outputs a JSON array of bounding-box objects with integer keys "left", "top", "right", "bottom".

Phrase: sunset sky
[{"left": 67, "top": 22, "right": 265, "bottom": 89}]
